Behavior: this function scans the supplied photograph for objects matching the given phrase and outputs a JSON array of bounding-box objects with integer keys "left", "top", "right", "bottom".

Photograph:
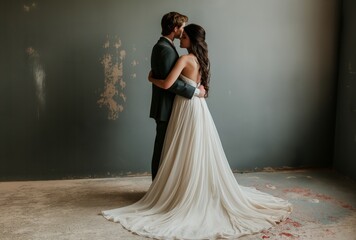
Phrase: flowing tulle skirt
[{"left": 102, "top": 77, "right": 292, "bottom": 239}]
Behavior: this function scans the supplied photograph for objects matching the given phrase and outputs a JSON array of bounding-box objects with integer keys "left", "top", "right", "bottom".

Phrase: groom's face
[{"left": 174, "top": 22, "right": 186, "bottom": 39}]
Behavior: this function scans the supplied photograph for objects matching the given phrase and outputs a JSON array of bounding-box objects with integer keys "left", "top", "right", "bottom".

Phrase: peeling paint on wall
[
  {"left": 97, "top": 35, "right": 127, "bottom": 120},
  {"left": 97, "top": 36, "right": 139, "bottom": 120},
  {"left": 26, "top": 47, "right": 46, "bottom": 118},
  {"left": 130, "top": 45, "right": 139, "bottom": 79},
  {"left": 23, "top": 2, "right": 36, "bottom": 12}
]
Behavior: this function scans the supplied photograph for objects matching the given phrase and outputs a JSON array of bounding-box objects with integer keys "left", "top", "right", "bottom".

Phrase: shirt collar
[{"left": 163, "top": 36, "right": 174, "bottom": 46}]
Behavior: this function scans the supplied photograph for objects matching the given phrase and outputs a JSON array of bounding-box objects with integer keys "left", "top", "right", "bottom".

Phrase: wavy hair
[
  {"left": 184, "top": 24, "right": 210, "bottom": 97},
  {"left": 161, "top": 12, "right": 188, "bottom": 36}
]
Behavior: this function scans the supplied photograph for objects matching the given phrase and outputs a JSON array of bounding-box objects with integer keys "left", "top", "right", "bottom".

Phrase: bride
[{"left": 102, "top": 23, "right": 292, "bottom": 239}]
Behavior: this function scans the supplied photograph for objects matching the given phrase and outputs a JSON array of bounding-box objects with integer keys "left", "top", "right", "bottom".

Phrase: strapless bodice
[{"left": 179, "top": 74, "right": 199, "bottom": 87}]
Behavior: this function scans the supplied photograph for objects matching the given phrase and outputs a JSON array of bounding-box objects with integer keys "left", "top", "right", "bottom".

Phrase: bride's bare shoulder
[
  {"left": 178, "top": 54, "right": 190, "bottom": 60},
  {"left": 179, "top": 54, "right": 197, "bottom": 64},
  {"left": 177, "top": 54, "right": 193, "bottom": 65}
]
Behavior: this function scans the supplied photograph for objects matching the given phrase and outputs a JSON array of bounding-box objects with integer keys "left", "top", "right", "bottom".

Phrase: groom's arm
[
  {"left": 168, "top": 78, "right": 195, "bottom": 99},
  {"left": 168, "top": 79, "right": 201, "bottom": 99}
]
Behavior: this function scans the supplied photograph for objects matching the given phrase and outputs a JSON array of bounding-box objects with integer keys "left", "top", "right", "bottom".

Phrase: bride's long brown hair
[{"left": 184, "top": 24, "right": 210, "bottom": 97}]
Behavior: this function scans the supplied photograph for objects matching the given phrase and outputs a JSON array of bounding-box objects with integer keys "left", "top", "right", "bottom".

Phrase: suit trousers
[{"left": 151, "top": 120, "right": 169, "bottom": 181}]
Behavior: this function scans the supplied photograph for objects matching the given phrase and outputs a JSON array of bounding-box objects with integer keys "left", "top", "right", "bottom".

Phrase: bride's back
[{"left": 180, "top": 54, "right": 201, "bottom": 84}]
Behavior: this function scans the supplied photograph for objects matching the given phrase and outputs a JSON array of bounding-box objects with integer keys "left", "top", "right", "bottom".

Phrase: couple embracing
[{"left": 102, "top": 12, "right": 292, "bottom": 240}]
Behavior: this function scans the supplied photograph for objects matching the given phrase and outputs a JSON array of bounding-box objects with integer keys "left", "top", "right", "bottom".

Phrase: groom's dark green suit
[{"left": 150, "top": 37, "right": 196, "bottom": 180}]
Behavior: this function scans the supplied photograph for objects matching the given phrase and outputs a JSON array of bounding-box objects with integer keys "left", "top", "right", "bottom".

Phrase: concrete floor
[{"left": 0, "top": 169, "right": 355, "bottom": 240}]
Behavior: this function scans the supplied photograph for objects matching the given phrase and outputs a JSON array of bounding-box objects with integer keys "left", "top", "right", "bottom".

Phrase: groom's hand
[{"left": 198, "top": 85, "right": 206, "bottom": 98}]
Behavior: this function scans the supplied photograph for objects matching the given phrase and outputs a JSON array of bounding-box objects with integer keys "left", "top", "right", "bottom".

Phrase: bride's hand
[{"left": 148, "top": 70, "right": 153, "bottom": 82}]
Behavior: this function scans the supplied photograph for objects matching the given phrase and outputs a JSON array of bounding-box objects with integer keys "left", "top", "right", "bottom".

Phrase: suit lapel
[{"left": 160, "top": 37, "right": 179, "bottom": 56}]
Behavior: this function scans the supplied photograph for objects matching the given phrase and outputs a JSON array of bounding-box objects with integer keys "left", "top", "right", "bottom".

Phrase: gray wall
[
  {"left": 334, "top": 0, "right": 356, "bottom": 180},
  {"left": 0, "top": 0, "right": 340, "bottom": 180}
]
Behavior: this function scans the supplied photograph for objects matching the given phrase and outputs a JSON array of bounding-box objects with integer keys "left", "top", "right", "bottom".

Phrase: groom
[{"left": 150, "top": 12, "right": 206, "bottom": 181}]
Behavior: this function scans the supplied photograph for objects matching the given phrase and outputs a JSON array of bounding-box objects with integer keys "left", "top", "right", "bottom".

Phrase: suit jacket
[{"left": 149, "top": 37, "right": 196, "bottom": 122}]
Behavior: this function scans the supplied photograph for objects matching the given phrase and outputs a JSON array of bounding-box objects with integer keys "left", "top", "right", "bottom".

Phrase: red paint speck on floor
[
  {"left": 279, "top": 232, "right": 294, "bottom": 237},
  {"left": 285, "top": 218, "right": 302, "bottom": 228}
]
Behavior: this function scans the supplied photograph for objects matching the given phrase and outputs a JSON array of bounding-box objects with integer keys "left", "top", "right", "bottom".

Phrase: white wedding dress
[{"left": 102, "top": 75, "right": 292, "bottom": 239}]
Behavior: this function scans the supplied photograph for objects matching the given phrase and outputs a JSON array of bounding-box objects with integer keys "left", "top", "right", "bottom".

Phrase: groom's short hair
[{"left": 161, "top": 12, "right": 188, "bottom": 36}]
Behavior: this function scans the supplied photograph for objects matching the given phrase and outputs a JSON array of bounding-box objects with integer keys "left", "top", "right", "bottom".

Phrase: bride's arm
[{"left": 148, "top": 56, "right": 187, "bottom": 89}]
